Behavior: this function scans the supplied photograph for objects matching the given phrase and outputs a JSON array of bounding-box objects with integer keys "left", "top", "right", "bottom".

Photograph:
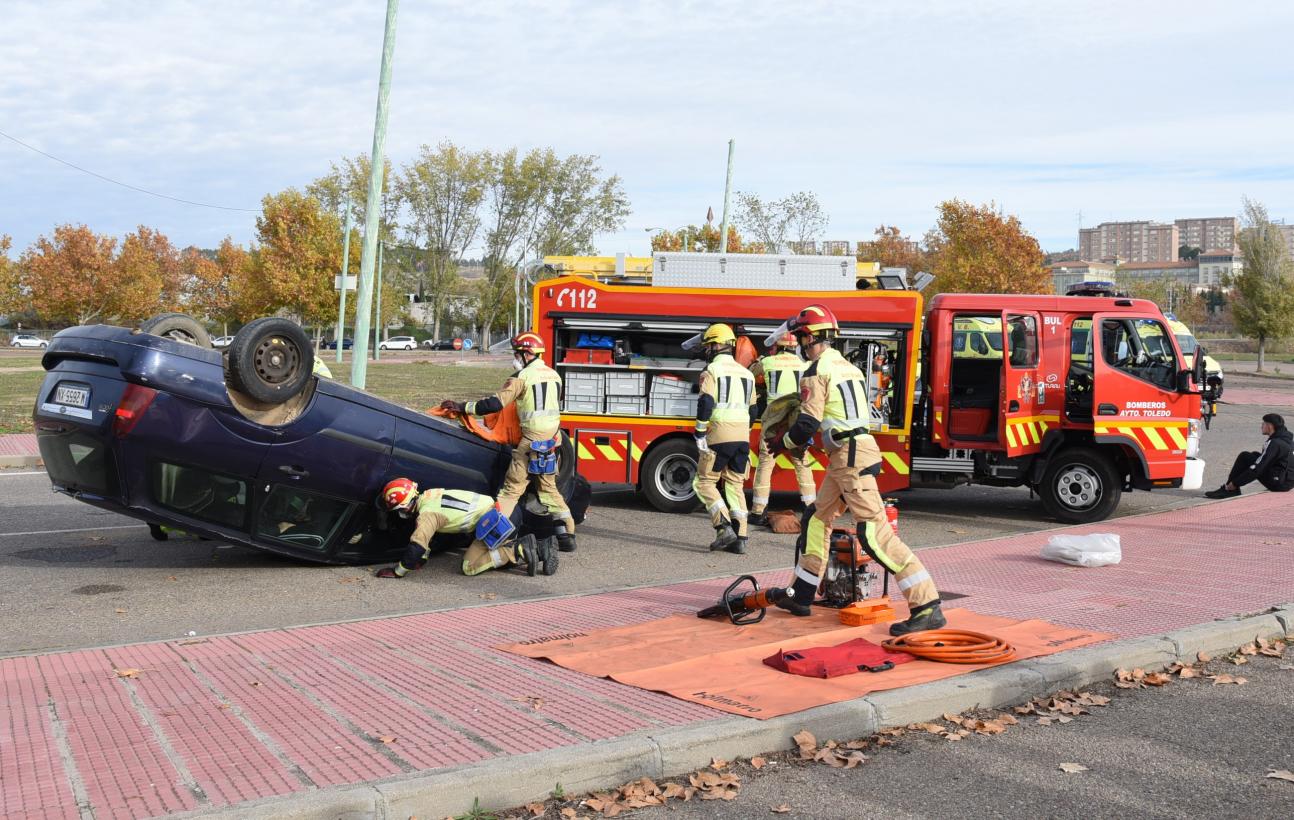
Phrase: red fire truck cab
[{"left": 532, "top": 255, "right": 1209, "bottom": 524}]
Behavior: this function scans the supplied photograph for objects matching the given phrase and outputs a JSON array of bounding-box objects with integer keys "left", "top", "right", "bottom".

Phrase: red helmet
[
  {"left": 382, "top": 478, "right": 418, "bottom": 513},
  {"left": 511, "top": 331, "right": 546, "bottom": 356},
  {"left": 788, "top": 304, "right": 840, "bottom": 337},
  {"left": 773, "top": 332, "right": 798, "bottom": 350}
]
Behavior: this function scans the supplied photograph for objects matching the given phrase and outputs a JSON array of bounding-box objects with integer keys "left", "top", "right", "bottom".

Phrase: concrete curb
[
  {"left": 174, "top": 604, "right": 1294, "bottom": 820},
  {"left": 0, "top": 455, "right": 41, "bottom": 469}
]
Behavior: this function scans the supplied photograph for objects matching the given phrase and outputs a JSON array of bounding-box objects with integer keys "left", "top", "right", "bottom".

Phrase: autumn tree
[
  {"left": 396, "top": 141, "right": 487, "bottom": 340},
  {"left": 20, "top": 224, "right": 121, "bottom": 324},
  {"left": 113, "top": 226, "right": 181, "bottom": 321},
  {"left": 306, "top": 154, "right": 399, "bottom": 242},
  {"left": 0, "top": 235, "right": 17, "bottom": 317},
  {"left": 857, "top": 225, "right": 928, "bottom": 273},
  {"left": 1230, "top": 197, "right": 1294, "bottom": 371},
  {"left": 254, "top": 189, "right": 345, "bottom": 339},
  {"left": 923, "top": 200, "right": 1049, "bottom": 295},
  {"left": 734, "top": 190, "right": 828, "bottom": 252},
  {"left": 650, "top": 223, "right": 747, "bottom": 253}
]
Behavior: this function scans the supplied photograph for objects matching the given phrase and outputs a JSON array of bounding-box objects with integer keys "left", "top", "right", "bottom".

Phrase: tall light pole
[
  {"left": 334, "top": 198, "right": 353, "bottom": 364},
  {"left": 718, "top": 139, "right": 735, "bottom": 253},
  {"left": 373, "top": 241, "right": 384, "bottom": 361},
  {"left": 349, "top": 0, "right": 399, "bottom": 389}
]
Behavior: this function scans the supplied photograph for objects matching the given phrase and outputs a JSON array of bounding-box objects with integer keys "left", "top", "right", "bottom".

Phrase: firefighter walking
[
  {"left": 373, "top": 478, "right": 557, "bottom": 578},
  {"left": 444, "top": 332, "right": 576, "bottom": 552},
  {"left": 748, "top": 332, "right": 817, "bottom": 527},
  {"left": 692, "top": 323, "right": 757, "bottom": 554},
  {"left": 770, "top": 305, "right": 945, "bottom": 635}
]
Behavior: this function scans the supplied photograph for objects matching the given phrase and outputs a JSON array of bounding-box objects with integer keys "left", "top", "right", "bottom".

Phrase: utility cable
[{"left": 0, "top": 128, "right": 257, "bottom": 212}]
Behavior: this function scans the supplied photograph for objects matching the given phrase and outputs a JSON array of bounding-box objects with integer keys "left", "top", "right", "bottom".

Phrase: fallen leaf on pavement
[
  {"left": 771, "top": 805, "right": 792, "bottom": 814},
  {"left": 1239, "top": 642, "right": 1259, "bottom": 656},
  {"left": 1266, "top": 770, "right": 1294, "bottom": 783},
  {"left": 877, "top": 727, "right": 906, "bottom": 737},
  {"left": 845, "top": 740, "right": 868, "bottom": 750},
  {"left": 114, "top": 608, "right": 127, "bottom": 614},
  {"left": 560, "top": 808, "right": 577, "bottom": 819},
  {"left": 1142, "top": 672, "right": 1172, "bottom": 687},
  {"left": 997, "top": 713, "right": 1019, "bottom": 725},
  {"left": 526, "top": 803, "right": 546, "bottom": 816},
  {"left": 972, "top": 720, "right": 1007, "bottom": 735},
  {"left": 1059, "top": 763, "right": 1089, "bottom": 773},
  {"left": 1209, "top": 674, "right": 1248, "bottom": 685},
  {"left": 793, "top": 730, "right": 817, "bottom": 758},
  {"left": 378, "top": 735, "right": 395, "bottom": 744},
  {"left": 1036, "top": 717, "right": 1052, "bottom": 726},
  {"left": 1178, "top": 667, "right": 1199, "bottom": 678},
  {"left": 513, "top": 696, "right": 544, "bottom": 711},
  {"left": 917, "top": 722, "right": 946, "bottom": 734},
  {"left": 113, "top": 668, "right": 141, "bottom": 678},
  {"left": 750, "top": 756, "right": 767, "bottom": 769},
  {"left": 943, "top": 712, "right": 964, "bottom": 725},
  {"left": 166, "top": 575, "right": 177, "bottom": 582},
  {"left": 1197, "top": 651, "right": 1211, "bottom": 663},
  {"left": 479, "top": 592, "right": 497, "bottom": 600},
  {"left": 1014, "top": 704, "right": 1036, "bottom": 715},
  {"left": 662, "top": 784, "right": 686, "bottom": 799},
  {"left": 1231, "top": 653, "right": 1249, "bottom": 666},
  {"left": 941, "top": 731, "right": 964, "bottom": 742},
  {"left": 710, "top": 757, "right": 728, "bottom": 770}
]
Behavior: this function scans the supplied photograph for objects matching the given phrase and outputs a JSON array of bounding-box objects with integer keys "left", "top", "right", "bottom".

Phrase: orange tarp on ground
[{"left": 501, "top": 608, "right": 1110, "bottom": 720}]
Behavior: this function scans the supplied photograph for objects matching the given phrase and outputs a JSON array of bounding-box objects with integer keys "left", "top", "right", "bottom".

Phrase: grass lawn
[{"left": 1, "top": 360, "right": 513, "bottom": 435}]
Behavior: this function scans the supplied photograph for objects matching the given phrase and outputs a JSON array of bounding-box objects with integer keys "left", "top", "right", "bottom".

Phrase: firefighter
[
  {"left": 373, "top": 478, "right": 557, "bottom": 577},
  {"left": 693, "top": 323, "right": 757, "bottom": 553},
  {"left": 442, "top": 332, "right": 576, "bottom": 552},
  {"left": 748, "top": 332, "right": 816, "bottom": 527},
  {"left": 769, "top": 304, "right": 945, "bottom": 636}
]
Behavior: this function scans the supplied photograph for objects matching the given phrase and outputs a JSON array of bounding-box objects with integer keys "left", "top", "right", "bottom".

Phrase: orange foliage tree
[
  {"left": 20, "top": 224, "right": 123, "bottom": 324},
  {"left": 253, "top": 189, "right": 344, "bottom": 328},
  {"left": 923, "top": 200, "right": 1049, "bottom": 295},
  {"left": 650, "top": 223, "right": 751, "bottom": 253},
  {"left": 0, "top": 235, "right": 17, "bottom": 316},
  {"left": 113, "top": 226, "right": 181, "bottom": 321},
  {"left": 857, "top": 225, "right": 928, "bottom": 273}
]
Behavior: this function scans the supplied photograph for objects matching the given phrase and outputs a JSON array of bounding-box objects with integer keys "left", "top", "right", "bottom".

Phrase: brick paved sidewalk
[
  {"left": 0, "top": 433, "right": 38, "bottom": 458},
  {"left": 3, "top": 492, "right": 1292, "bottom": 819}
]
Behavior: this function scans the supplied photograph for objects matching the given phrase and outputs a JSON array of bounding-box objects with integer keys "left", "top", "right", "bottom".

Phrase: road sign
[
  {"left": 334, "top": 275, "right": 357, "bottom": 291},
  {"left": 462, "top": 338, "right": 474, "bottom": 350},
  {"left": 452, "top": 338, "right": 463, "bottom": 350}
]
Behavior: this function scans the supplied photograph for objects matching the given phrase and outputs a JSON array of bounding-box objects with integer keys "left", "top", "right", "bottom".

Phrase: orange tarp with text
[{"left": 501, "top": 607, "right": 1110, "bottom": 719}]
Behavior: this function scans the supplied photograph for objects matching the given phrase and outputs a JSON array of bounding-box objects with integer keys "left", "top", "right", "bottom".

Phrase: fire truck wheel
[
  {"left": 640, "top": 438, "right": 700, "bottom": 514},
  {"left": 1038, "top": 447, "right": 1121, "bottom": 524}
]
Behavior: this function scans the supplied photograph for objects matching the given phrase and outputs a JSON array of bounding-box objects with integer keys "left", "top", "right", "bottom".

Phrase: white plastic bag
[{"left": 1040, "top": 533, "right": 1121, "bottom": 567}]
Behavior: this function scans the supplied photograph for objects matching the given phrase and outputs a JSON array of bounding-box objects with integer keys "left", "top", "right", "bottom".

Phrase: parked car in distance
[
  {"left": 324, "top": 338, "right": 354, "bottom": 350},
  {"left": 211, "top": 336, "right": 234, "bottom": 348},
  {"left": 33, "top": 315, "right": 588, "bottom": 565},
  {"left": 11, "top": 334, "right": 48, "bottom": 349},
  {"left": 378, "top": 336, "right": 417, "bottom": 351}
]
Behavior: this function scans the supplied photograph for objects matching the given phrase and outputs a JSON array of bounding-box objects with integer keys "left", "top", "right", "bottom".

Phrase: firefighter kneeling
[
  {"left": 443, "top": 332, "right": 576, "bottom": 552},
  {"left": 374, "top": 478, "right": 558, "bottom": 578},
  {"left": 770, "top": 304, "right": 945, "bottom": 636}
]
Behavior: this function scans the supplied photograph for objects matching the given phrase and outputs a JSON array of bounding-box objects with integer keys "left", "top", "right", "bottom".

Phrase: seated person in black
[{"left": 1205, "top": 413, "right": 1294, "bottom": 498}]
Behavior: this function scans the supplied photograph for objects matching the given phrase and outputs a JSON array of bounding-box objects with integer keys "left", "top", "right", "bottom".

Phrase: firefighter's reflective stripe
[
  {"left": 817, "top": 350, "right": 870, "bottom": 440},
  {"left": 760, "top": 353, "right": 807, "bottom": 401},
  {"left": 1095, "top": 420, "right": 1190, "bottom": 451},
  {"left": 1004, "top": 414, "right": 1060, "bottom": 449},
  {"left": 708, "top": 356, "right": 755, "bottom": 423},
  {"left": 416, "top": 489, "right": 492, "bottom": 533},
  {"left": 516, "top": 361, "right": 562, "bottom": 426}
]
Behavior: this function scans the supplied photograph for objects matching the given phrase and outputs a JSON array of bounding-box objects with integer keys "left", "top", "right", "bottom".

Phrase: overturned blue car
[{"left": 33, "top": 315, "right": 589, "bottom": 565}]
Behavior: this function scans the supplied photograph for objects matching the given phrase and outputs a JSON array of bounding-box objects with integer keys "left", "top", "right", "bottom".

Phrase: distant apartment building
[
  {"left": 1197, "top": 250, "right": 1242, "bottom": 286},
  {"left": 1049, "top": 260, "right": 1116, "bottom": 293},
  {"left": 1175, "top": 217, "right": 1238, "bottom": 253},
  {"left": 1115, "top": 260, "right": 1201, "bottom": 287},
  {"left": 1078, "top": 221, "right": 1179, "bottom": 263},
  {"left": 1276, "top": 223, "right": 1294, "bottom": 262}
]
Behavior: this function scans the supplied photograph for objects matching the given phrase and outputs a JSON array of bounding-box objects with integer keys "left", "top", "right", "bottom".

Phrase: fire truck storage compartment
[{"left": 948, "top": 358, "right": 1001, "bottom": 439}]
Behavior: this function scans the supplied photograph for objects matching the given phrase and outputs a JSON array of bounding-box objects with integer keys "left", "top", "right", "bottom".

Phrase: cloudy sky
[{"left": 3, "top": 0, "right": 1292, "bottom": 257}]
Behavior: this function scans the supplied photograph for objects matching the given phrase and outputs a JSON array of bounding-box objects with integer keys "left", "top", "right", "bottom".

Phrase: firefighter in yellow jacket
[
  {"left": 691, "top": 323, "right": 757, "bottom": 554},
  {"left": 769, "top": 305, "right": 944, "bottom": 635},
  {"left": 443, "top": 332, "right": 576, "bottom": 552},
  {"left": 373, "top": 478, "right": 557, "bottom": 577},
  {"left": 748, "top": 332, "right": 817, "bottom": 527}
]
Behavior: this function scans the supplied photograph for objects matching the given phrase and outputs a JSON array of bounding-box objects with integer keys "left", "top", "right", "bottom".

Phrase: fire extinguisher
[{"left": 884, "top": 498, "right": 899, "bottom": 536}]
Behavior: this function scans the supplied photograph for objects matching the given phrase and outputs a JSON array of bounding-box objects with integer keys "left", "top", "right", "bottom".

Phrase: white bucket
[{"left": 1181, "top": 457, "right": 1206, "bottom": 491}]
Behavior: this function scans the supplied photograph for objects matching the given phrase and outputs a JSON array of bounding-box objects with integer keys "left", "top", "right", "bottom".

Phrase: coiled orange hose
[{"left": 881, "top": 629, "right": 1015, "bottom": 664}]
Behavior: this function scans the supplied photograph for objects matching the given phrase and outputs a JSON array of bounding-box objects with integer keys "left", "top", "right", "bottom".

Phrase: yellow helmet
[{"left": 702, "top": 323, "right": 736, "bottom": 346}]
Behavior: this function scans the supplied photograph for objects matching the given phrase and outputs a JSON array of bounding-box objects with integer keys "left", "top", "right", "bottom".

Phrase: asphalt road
[
  {"left": 0, "top": 377, "right": 1280, "bottom": 656},
  {"left": 613, "top": 654, "right": 1294, "bottom": 820}
]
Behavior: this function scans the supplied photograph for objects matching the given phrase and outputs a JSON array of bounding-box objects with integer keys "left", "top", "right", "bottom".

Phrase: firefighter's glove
[
  {"left": 439, "top": 400, "right": 466, "bottom": 414},
  {"left": 767, "top": 436, "right": 787, "bottom": 456},
  {"left": 375, "top": 566, "right": 403, "bottom": 579},
  {"left": 694, "top": 433, "right": 710, "bottom": 453}
]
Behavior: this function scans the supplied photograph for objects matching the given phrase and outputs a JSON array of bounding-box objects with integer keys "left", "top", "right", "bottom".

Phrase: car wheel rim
[
  {"left": 1055, "top": 464, "right": 1101, "bottom": 510},
  {"left": 253, "top": 336, "right": 301, "bottom": 385},
  {"left": 654, "top": 453, "right": 696, "bottom": 503}
]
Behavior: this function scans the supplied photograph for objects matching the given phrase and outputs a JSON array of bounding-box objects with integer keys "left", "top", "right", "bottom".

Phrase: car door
[
  {"left": 1000, "top": 311, "right": 1046, "bottom": 457},
  {"left": 253, "top": 386, "right": 394, "bottom": 559}
]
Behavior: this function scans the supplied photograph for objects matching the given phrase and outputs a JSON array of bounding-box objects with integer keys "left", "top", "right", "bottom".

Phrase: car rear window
[
  {"left": 150, "top": 461, "right": 248, "bottom": 529},
  {"left": 39, "top": 429, "right": 119, "bottom": 496}
]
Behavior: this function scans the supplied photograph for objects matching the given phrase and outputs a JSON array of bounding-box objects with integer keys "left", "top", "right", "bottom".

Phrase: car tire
[
  {"left": 226, "top": 317, "right": 314, "bottom": 404},
  {"left": 1038, "top": 447, "right": 1122, "bottom": 524},
  {"left": 640, "top": 437, "right": 700, "bottom": 514},
  {"left": 139, "top": 312, "right": 211, "bottom": 348}
]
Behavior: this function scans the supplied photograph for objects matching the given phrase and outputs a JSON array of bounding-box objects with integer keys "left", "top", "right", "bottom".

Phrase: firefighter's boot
[
  {"left": 554, "top": 522, "right": 577, "bottom": 553},
  {"left": 727, "top": 536, "right": 748, "bottom": 555},
  {"left": 708, "top": 524, "right": 739, "bottom": 552},
  {"left": 888, "top": 601, "right": 946, "bottom": 636},
  {"left": 747, "top": 510, "right": 770, "bottom": 528},
  {"left": 519, "top": 535, "right": 559, "bottom": 577},
  {"left": 775, "top": 576, "right": 815, "bottom": 617}
]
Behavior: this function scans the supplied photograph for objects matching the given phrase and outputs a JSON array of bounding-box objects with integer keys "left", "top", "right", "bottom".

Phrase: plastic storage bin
[
  {"left": 649, "top": 395, "right": 699, "bottom": 417},
  {"left": 563, "top": 396, "right": 602, "bottom": 413},
  {"left": 564, "top": 371, "right": 604, "bottom": 398},
  {"left": 650, "top": 373, "right": 694, "bottom": 395},
  {"left": 605, "top": 396, "right": 647, "bottom": 415},
  {"left": 605, "top": 371, "right": 647, "bottom": 396}
]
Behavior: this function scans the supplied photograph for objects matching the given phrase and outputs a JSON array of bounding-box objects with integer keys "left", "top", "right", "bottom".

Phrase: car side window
[
  {"left": 255, "top": 485, "right": 352, "bottom": 551},
  {"left": 151, "top": 462, "right": 248, "bottom": 529},
  {"left": 1006, "top": 315, "right": 1038, "bottom": 367},
  {"left": 1100, "top": 318, "right": 1176, "bottom": 390}
]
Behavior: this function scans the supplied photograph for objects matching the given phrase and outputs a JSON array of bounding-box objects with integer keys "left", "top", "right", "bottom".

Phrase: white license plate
[{"left": 55, "top": 385, "right": 90, "bottom": 408}]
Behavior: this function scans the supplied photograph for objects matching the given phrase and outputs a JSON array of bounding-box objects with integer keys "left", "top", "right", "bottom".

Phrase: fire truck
[{"left": 531, "top": 253, "right": 1211, "bottom": 523}]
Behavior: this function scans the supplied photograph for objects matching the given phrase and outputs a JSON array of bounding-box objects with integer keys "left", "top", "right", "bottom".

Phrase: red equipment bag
[{"left": 763, "top": 638, "right": 914, "bottom": 679}]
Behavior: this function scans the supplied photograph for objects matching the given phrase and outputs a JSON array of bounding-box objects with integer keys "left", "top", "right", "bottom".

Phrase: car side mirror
[
  {"left": 1177, "top": 369, "right": 1193, "bottom": 393},
  {"left": 1192, "top": 346, "right": 1207, "bottom": 387}
]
